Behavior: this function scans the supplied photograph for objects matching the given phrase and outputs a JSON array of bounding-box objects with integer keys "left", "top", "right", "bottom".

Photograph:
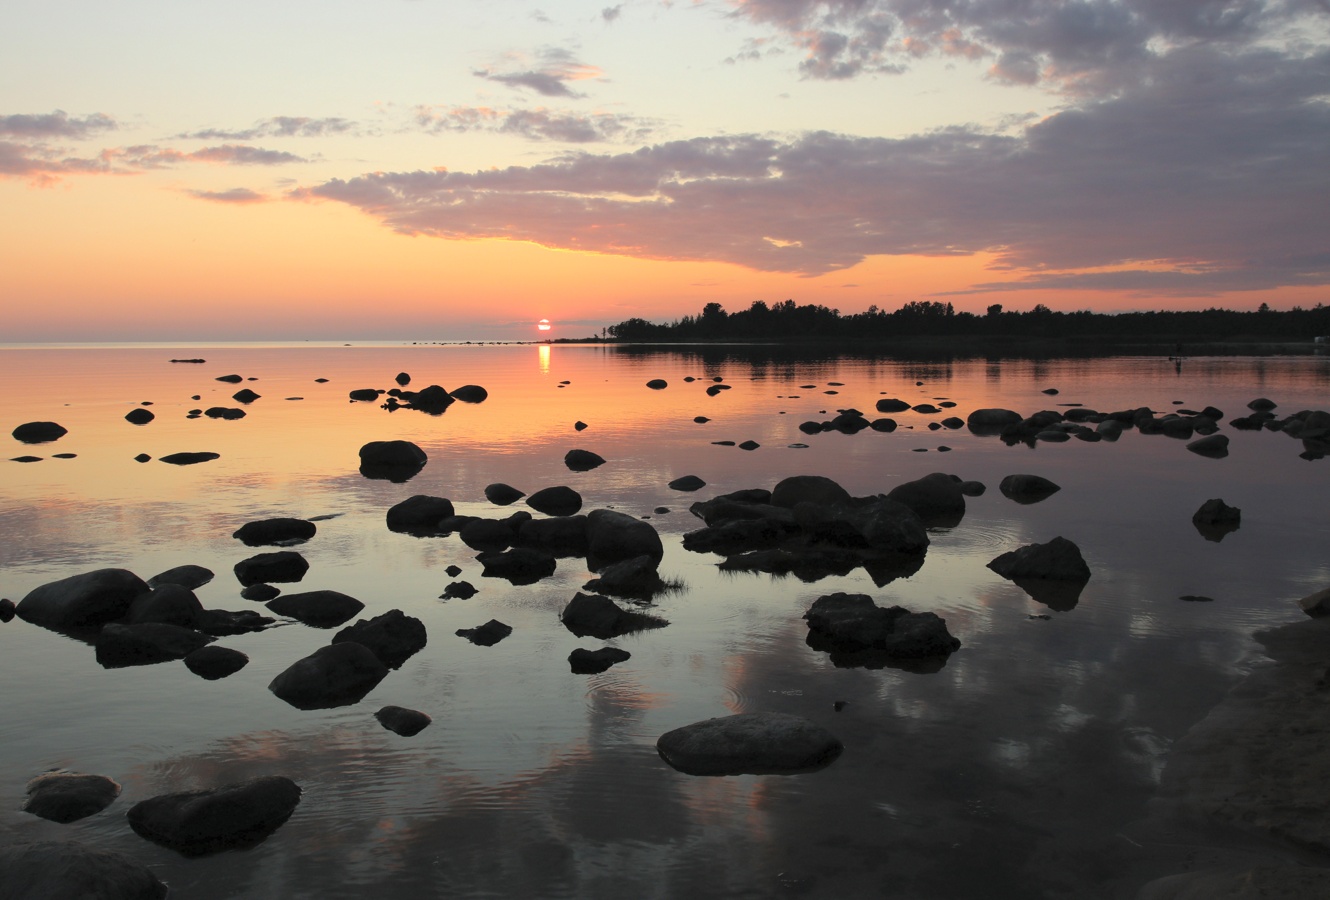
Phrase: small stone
[
  {"left": 376, "top": 706, "right": 431, "bottom": 736},
  {"left": 456, "top": 619, "right": 512, "bottom": 646}
]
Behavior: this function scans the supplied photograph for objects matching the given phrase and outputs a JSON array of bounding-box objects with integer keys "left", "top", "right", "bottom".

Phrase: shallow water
[{"left": 2, "top": 344, "right": 1328, "bottom": 898}]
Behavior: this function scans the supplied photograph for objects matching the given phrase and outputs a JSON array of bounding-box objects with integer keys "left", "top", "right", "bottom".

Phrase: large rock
[
  {"left": 12, "top": 421, "right": 67, "bottom": 443},
  {"left": 234, "top": 551, "right": 308, "bottom": 586},
  {"left": 516, "top": 515, "right": 589, "bottom": 556},
  {"left": 449, "top": 384, "right": 488, "bottom": 403},
  {"left": 583, "top": 555, "right": 667, "bottom": 599},
  {"left": 375, "top": 706, "right": 431, "bottom": 736},
  {"left": 586, "top": 509, "right": 664, "bottom": 568},
  {"left": 386, "top": 494, "right": 455, "bottom": 533},
  {"left": 459, "top": 517, "right": 518, "bottom": 552},
  {"left": 656, "top": 712, "right": 843, "bottom": 776},
  {"left": 358, "top": 440, "right": 427, "bottom": 480},
  {"left": 400, "top": 385, "right": 454, "bottom": 413},
  {"left": 1186, "top": 433, "right": 1230, "bottom": 457},
  {"left": 569, "top": 647, "right": 632, "bottom": 674},
  {"left": 266, "top": 590, "right": 365, "bottom": 628},
  {"left": 564, "top": 449, "right": 606, "bottom": 471},
  {"left": 160, "top": 451, "right": 220, "bottom": 465},
  {"left": 183, "top": 645, "right": 249, "bottom": 680},
  {"left": 232, "top": 517, "right": 317, "bottom": 546},
  {"left": 17, "top": 568, "right": 151, "bottom": 631},
  {"left": 126, "top": 776, "right": 302, "bottom": 857},
  {"left": 146, "top": 564, "right": 214, "bottom": 590},
  {"left": 0, "top": 841, "right": 167, "bottom": 899},
  {"left": 23, "top": 773, "right": 122, "bottom": 823},
  {"left": 332, "top": 609, "right": 426, "bottom": 668},
  {"left": 477, "top": 547, "right": 557, "bottom": 585},
  {"left": 95, "top": 623, "right": 216, "bottom": 668},
  {"left": 560, "top": 592, "right": 668, "bottom": 639},
  {"left": 988, "top": 536, "right": 1092, "bottom": 610},
  {"left": 126, "top": 583, "right": 204, "bottom": 627},
  {"left": 886, "top": 472, "right": 966, "bottom": 526},
  {"left": 455, "top": 619, "right": 513, "bottom": 646},
  {"left": 268, "top": 642, "right": 389, "bottom": 709},
  {"left": 770, "top": 475, "right": 852, "bottom": 509},
  {"left": 526, "top": 485, "right": 583, "bottom": 516},
  {"left": 803, "top": 592, "right": 961, "bottom": 660},
  {"left": 1192, "top": 498, "right": 1241, "bottom": 542},
  {"left": 998, "top": 474, "right": 1062, "bottom": 504},
  {"left": 484, "top": 482, "right": 525, "bottom": 505}
]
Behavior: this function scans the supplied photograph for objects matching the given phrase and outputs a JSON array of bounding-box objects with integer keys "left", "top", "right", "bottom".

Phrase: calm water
[{"left": 1, "top": 344, "right": 1328, "bottom": 899}]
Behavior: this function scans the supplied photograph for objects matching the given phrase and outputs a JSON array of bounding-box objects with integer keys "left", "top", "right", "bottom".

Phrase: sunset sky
[{"left": 2, "top": 1, "right": 1327, "bottom": 341}]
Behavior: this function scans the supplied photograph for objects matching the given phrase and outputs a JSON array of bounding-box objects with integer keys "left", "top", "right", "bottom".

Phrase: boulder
[
  {"left": 668, "top": 475, "right": 707, "bottom": 492},
  {"left": 375, "top": 706, "right": 431, "bottom": 736},
  {"left": 349, "top": 388, "right": 380, "bottom": 401},
  {"left": 484, "top": 482, "right": 525, "bottom": 505},
  {"left": 95, "top": 623, "right": 215, "bottom": 668},
  {"left": 0, "top": 841, "right": 167, "bottom": 898},
  {"left": 160, "top": 451, "right": 220, "bottom": 465},
  {"left": 127, "top": 776, "right": 302, "bottom": 857},
  {"left": 240, "top": 583, "right": 280, "bottom": 601},
  {"left": 988, "top": 536, "right": 1091, "bottom": 583},
  {"left": 266, "top": 590, "right": 365, "bottom": 628},
  {"left": 232, "top": 388, "right": 260, "bottom": 404},
  {"left": 459, "top": 517, "right": 517, "bottom": 552},
  {"left": 394, "top": 372, "right": 411, "bottom": 386},
  {"left": 803, "top": 592, "right": 961, "bottom": 659},
  {"left": 770, "top": 475, "right": 852, "bottom": 509},
  {"left": 448, "top": 384, "right": 488, "bottom": 403},
  {"left": 268, "top": 642, "right": 388, "bottom": 709},
  {"left": 656, "top": 712, "right": 843, "bottom": 776},
  {"left": 560, "top": 592, "right": 668, "bottom": 639},
  {"left": 569, "top": 647, "right": 631, "bottom": 674},
  {"left": 194, "top": 608, "right": 273, "bottom": 636},
  {"left": 646, "top": 379, "right": 668, "bottom": 390},
  {"left": 146, "top": 564, "right": 214, "bottom": 590},
  {"left": 516, "top": 515, "right": 589, "bottom": 556},
  {"left": 526, "top": 485, "right": 583, "bottom": 516},
  {"left": 23, "top": 773, "right": 121, "bottom": 823},
  {"left": 401, "top": 384, "right": 454, "bottom": 413},
  {"left": 455, "top": 619, "right": 512, "bottom": 646},
  {"left": 232, "top": 518, "right": 317, "bottom": 546},
  {"left": 477, "top": 548, "right": 557, "bottom": 585},
  {"left": 586, "top": 509, "right": 664, "bottom": 568},
  {"left": 125, "top": 408, "right": 155, "bottom": 425},
  {"left": 1192, "top": 498, "right": 1241, "bottom": 541},
  {"left": 386, "top": 494, "right": 455, "bottom": 534},
  {"left": 11, "top": 421, "right": 67, "bottom": 443},
  {"left": 564, "top": 448, "right": 606, "bottom": 471},
  {"left": 441, "top": 581, "right": 477, "bottom": 599},
  {"left": 332, "top": 609, "right": 426, "bottom": 668},
  {"left": 875, "top": 399, "right": 910, "bottom": 413},
  {"left": 1298, "top": 587, "right": 1330, "bottom": 617},
  {"left": 0, "top": 598, "right": 14, "bottom": 622},
  {"left": 126, "top": 583, "right": 204, "bottom": 627},
  {"left": 582, "top": 555, "right": 667, "bottom": 599},
  {"left": 17, "top": 568, "right": 150, "bottom": 631},
  {"left": 885, "top": 472, "right": 965, "bottom": 526},
  {"left": 998, "top": 474, "right": 1062, "bottom": 504},
  {"left": 234, "top": 551, "right": 308, "bottom": 586},
  {"left": 203, "top": 407, "right": 245, "bottom": 420},
  {"left": 183, "top": 645, "right": 249, "bottom": 680},
  {"left": 1186, "top": 434, "right": 1230, "bottom": 457},
  {"left": 359, "top": 440, "right": 427, "bottom": 480}
]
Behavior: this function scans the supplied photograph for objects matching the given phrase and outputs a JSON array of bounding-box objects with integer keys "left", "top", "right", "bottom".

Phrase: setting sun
[{"left": 537, "top": 318, "right": 551, "bottom": 331}]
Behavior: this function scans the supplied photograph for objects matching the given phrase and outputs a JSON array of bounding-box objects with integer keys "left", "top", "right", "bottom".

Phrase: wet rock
[
  {"left": 1248, "top": 397, "right": 1277, "bottom": 411},
  {"left": 560, "top": 591, "right": 668, "bottom": 639},
  {"left": 349, "top": 388, "right": 380, "bottom": 401},
  {"left": 268, "top": 642, "right": 388, "bottom": 709},
  {"left": 1096, "top": 419, "right": 1125, "bottom": 440},
  {"left": 586, "top": 508, "right": 664, "bottom": 568},
  {"left": 216, "top": 374, "right": 244, "bottom": 383},
  {"left": 266, "top": 590, "right": 365, "bottom": 628},
  {"left": 125, "top": 408, "right": 155, "bottom": 425},
  {"left": 359, "top": 440, "right": 427, "bottom": 481},
  {"left": 564, "top": 448, "right": 606, "bottom": 471},
  {"left": 126, "top": 583, "right": 204, "bottom": 627},
  {"left": 449, "top": 384, "right": 488, "bottom": 403},
  {"left": 668, "top": 475, "right": 706, "bottom": 492},
  {"left": 771, "top": 475, "right": 851, "bottom": 509},
  {"left": 332, "top": 609, "right": 426, "bottom": 668},
  {"left": 17, "top": 568, "right": 150, "bottom": 631},
  {"left": 399, "top": 384, "right": 454, "bottom": 413},
  {"left": 195, "top": 608, "right": 274, "bottom": 636},
  {"left": 517, "top": 515, "right": 589, "bottom": 556},
  {"left": 23, "top": 773, "right": 121, "bottom": 823},
  {"left": 96, "top": 623, "right": 215, "bottom": 668},
  {"left": 693, "top": 416, "right": 709, "bottom": 424},
  {"left": 583, "top": 555, "right": 667, "bottom": 599},
  {"left": 569, "top": 647, "right": 631, "bottom": 674},
  {"left": 738, "top": 440, "right": 760, "bottom": 450},
  {"left": 441, "top": 581, "right": 477, "bottom": 599},
  {"left": 161, "top": 451, "right": 221, "bottom": 465},
  {"left": 203, "top": 407, "right": 245, "bottom": 419},
  {"left": 386, "top": 494, "right": 455, "bottom": 534},
  {"left": 456, "top": 619, "right": 512, "bottom": 646},
  {"left": 526, "top": 485, "right": 583, "bottom": 516},
  {"left": 0, "top": 841, "right": 167, "bottom": 898},
  {"left": 0, "top": 598, "right": 15, "bottom": 621},
  {"left": 998, "top": 474, "right": 1062, "bottom": 504},
  {"left": 870, "top": 418, "right": 898, "bottom": 432},
  {"left": 477, "top": 547, "right": 557, "bottom": 584},
  {"left": 988, "top": 537, "right": 1092, "bottom": 610},
  {"left": 912, "top": 403, "right": 940, "bottom": 414},
  {"left": 395, "top": 372, "right": 411, "bottom": 386},
  {"left": 183, "top": 645, "right": 249, "bottom": 680},
  {"left": 376, "top": 706, "right": 431, "bottom": 736},
  {"left": 232, "top": 517, "right": 317, "bottom": 546},
  {"left": 127, "top": 776, "right": 302, "bottom": 857},
  {"left": 657, "top": 712, "right": 843, "bottom": 776},
  {"left": 646, "top": 379, "right": 668, "bottom": 390},
  {"left": 885, "top": 472, "right": 965, "bottom": 527},
  {"left": 1186, "top": 434, "right": 1230, "bottom": 457},
  {"left": 804, "top": 592, "right": 961, "bottom": 660},
  {"left": 234, "top": 550, "right": 308, "bottom": 586},
  {"left": 232, "top": 388, "right": 260, "bottom": 404},
  {"left": 147, "top": 564, "right": 213, "bottom": 590},
  {"left": 1298, "top": 587, "right": 1330, "bottom": 617},
  {"left": 134, "top": 453, "right": 152, "bottom": 462},
  {"left": 484, "top": 482, "right": 525, "bottom": 505},
  {"left": 705, "top": 384, "right": 730, "bottom": 396},
  {"left": 445, "top": 564, "right": 462, "bottom": 577},
  {"left": 875, "top": 399, "right": 910, "bottom": 413},
  {"left": 575, "top": 420, "right": 588, "bottom": 430},
  {"left": 959, "top": 480, "right": 986, "bottom": 497},
  {"left": 1192, "top": 498, "right": 1241, "bottom": 542},
  {"left": 12, "top": 421, "right": 68, "bottom": 443},
  {"left": 459, "top": 517, "right": 518, "bottom": 552},
  {"left": 240, "top": 583, "right": 280, "bottom": 602}
]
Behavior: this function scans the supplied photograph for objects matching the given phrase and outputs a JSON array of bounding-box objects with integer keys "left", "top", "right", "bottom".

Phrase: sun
[{"left": 537, "top": 318, "right": 551, "bottom": 332}]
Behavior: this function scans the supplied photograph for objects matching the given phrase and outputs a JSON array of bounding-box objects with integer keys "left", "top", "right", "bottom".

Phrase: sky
[{"left": 2, "top": 0, "right": 1328, "bottom": 341}]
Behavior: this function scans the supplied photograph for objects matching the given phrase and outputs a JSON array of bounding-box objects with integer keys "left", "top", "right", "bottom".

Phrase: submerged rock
[
  {"left": 183, "top": 645, "right": 249, "bottom": 680},
  {"left": 127, "top": 776, "right": 302, "bottom": 857},
  {"left": 11, "top": 421, "right": 67, "bottom": 443},
  {"left": 455, "top": 619, "right": 512, "bottom": 646},
  {"left": 332, "top": 609, "right": 426, "bottom": 668},
  {"left": 0, "top": 841, "right": 167, "bottom": 899},
  {"left": 998, "top": 474, "right": 1062, "bottom": 504},
  {"left": 234, "top": 551, "right": 308, "bottom": 586},
  {"left": 657, "top": 712, "right": 843, "bottom": 776},
  {"left": 560, "top": 592, "right": 668, "bottom": 639},
  {"left": 376, "top": 705, "right": 431, "bottom": 736},
  {"left": 232, "top": 518, "right": 317, "bottom": 546},
  {"left": 95, "top": 623, "right": 215, "bottom": 668},
  {"left": 266, "top": 590, "right": 365, "bottom": 628},
  {"left": 803, "top": 592, "right": 961, "bottom": 664},
  {"left": 526, "top": 485, "right": 583, "bottom": 516},
  {"left": 23, "top": 773, "right": 122, "bottom": 823},
  {"left": 268, "top": 642, "right": 388, "bottom": 709},
  {"left": 569, "top": 647, "right": 631, "bottom": 674}
]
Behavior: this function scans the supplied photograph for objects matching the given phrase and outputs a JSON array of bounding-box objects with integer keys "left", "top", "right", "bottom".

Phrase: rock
[
  {"left": 394, "top": 372, "right": 411, "bottom": 386},
  {"left": 1187, "top": 434, "right": 1230, "bottom": 457},
  {"left": 646, "top": 379, "right": 668, "bottom": 389},
  {"left": 240, "top": 583, "right": 280, "bottom": 601},
  {"left": 17, "top": 568, "right": 150, "bottom": 631},
  {"left": 484, "top": 482, "right": 525, "bottom": 505},
  {"left": 0, "top": 841, "right": 167, "bottom": 898},
  {"left": 998, "top": 474, "right": 1062, "bottom": 504},
  {"left": 693, "top": 416, "right": 709, "bottom": 424},
  {"left": 875, "top": 399, "right": 910, "bottom": 413},
  {"left": 1137, "top": 866, "right": 1330, "bottom": 900},
  {"left": 1298, "top": 587, "right": 1330, "bottom": 617},
  {"left": 126, "top": 583, "right": 203, "bottom": 627},
  {"left": 160, "top": 451, "right": 220, "bottom": 465},
  {"left": 232, "top": 518, "right": 317, "bottom": 546},
  {"left": 234, "top": 550, "right": 308, "bottom": 586},
  {"left": 885, "top": 472, "right": 966, "bottom": 526},
  {"left": 1192, "top": 498, "right": 1241, "bottom": 542},
  {"left": 12, "top": 421, "right": 67, "bottom": 443},
  {"left": 804, "top": 592, "right": 961, "bottom": 660},
  {"left": 400, "top": 384, "right": 454, "bottom": 413},
  {"left": 449, "top": 384, "right": 488, "bottom": 403},
  {"left": 656, "top": 712, "right": 843, "bottom": 776},
  {"left": 738, "top": 440, "right": 760, "bottom": 450},
  {"left": 203, "top": 407, "right": 245, "bottom": 419},
  {"left": 332, "top": 609, "right": 426, "bottom": 668},
  {"left": 560, "top": 592, "right": 668, "bottom": 639},
  {"left": 386, "top": 494, "right": 455, "bottom": 534},
  {"left": 583, "top": 555, "right": 667, "bottom": 599},
  {"left": 959, "top": 480, "right": 986, "bottom": 496},
  {"left": 349, "top": 388, "right": 380, "bottom": 401},
  {"left": 477, "top": 547, "right": 557, "bottom": 584},
  {"left": 668, "top": 475, "right": 706, "bottom": 491},
  {"left": 575, "top": 420, "right": 588, "bottom": 430},
  {"left": 216, "top": 374, "right": 244, "bottom": 383},
  {"left": 441, "top": 580, "right": 477, "bottom": 599},
  {"left": 23, "top": 773, "right": 121, "bottom": 823},
  {"left": 147, "top": 564, "right": 213, "bottom": 590},
  {"left": 585, "top": 508, "right": 664, "bottom": 569},
  {"left": 771, "top": 475, "right": 852, "bottom": 509},
  {"left": 359, "top": 440, "right": 427, "bottom": 480},
  {"left": 870, "top": 418, "right": 897, "bottom": 432},
  {"left": 1247, "top": 397, "right": 1277, "bottom": 411},
  {"left": 569, "top": 647, "right": 631, "bottom": 674},
  {"left": 375, "top": 706, "right": 431, "bottom": 736},
  {"left": 134, "top": 453, "right": 152, "bottom": 462},
  {"left": 127, "top": 776, "right": 303, "bottom": 857},
  {"left": 269, "top": 642, "right": 388, "bottom": 709},
  {"left": 183, "top": 645, "right": 249, "bottom": 679},
  {"left": 125, "top": 408, "right": 155, "bottom": 425},
  {"left": 564, "top": 448, "right": 606, "bottom": 471},
  {"left": 966, "top": 408, "right": 1024, "bottom": 434},
  {"left": 526, "top": 485, "right": 583, "bottom": 516},
  {"left": 0, "top": 598, "right": 14, "bottom": 622},
  {"left": 459, "top": 517, "right": 518, "bottom": 552},
  {"left": 988, "top": 537, "right": 1092, "bottom": 609},
  {"left": 445, "top": 564, "right": 462, "bottom": 577},
  {"left": 455, "top": 619, "right": 512, "bottom": 646},
  {"left": 232, "top": 388, "right": 260, "bottom": 403},
  {"left": 194, "top": 608, "right": 273, "bottom": 636},
  {"left": 266, "top": 590, "right": 365, "bottom": 628},
  {"left": 95, "top": 623, "right": 216, "bottom": 668},
  {"left": 516, "top": 515, "right": 589, "bottom": 556}
]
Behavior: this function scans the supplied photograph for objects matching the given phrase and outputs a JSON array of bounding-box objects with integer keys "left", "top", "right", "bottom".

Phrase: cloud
[
  {"left": 186, "top": 144, "right": 306, "bottom": 165},
  {"left": 475, "top": 48, "right": 605, "bottom": 97},
  {"left": 602, "top": 5, "right": 623, "bottom": 22},
  {"left": 297, "top": 44, "right": 1330, "bottom": 296},
  {"left": 174, "top": 116, "right": 355, "bottom": 140},
  {"left": 2, "top": 139, "right": 306, "bottom": 184},
  {"left": 414, "top": 105, "right": 655, "bottom": 143},
  {"left": 187, "top": 187, "right": 269, "bottom": 204},
  {"left": 0, "top": 110, "right": 117, "bottom": 139}
]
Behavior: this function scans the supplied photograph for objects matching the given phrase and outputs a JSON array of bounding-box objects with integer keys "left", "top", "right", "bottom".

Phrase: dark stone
[
  {"left": 875, "top": 399, "right": 910, "bottom": 413},
  {"left": 693, "top": 416, "right": 709, "bottom": 423},
  {"left": 126, "top": 584, "right": 203, "bottom": 627},
  {"left": 0, "top": 598, "right": 14, "bottom": 621},
  {"left": 376, "top": 706, "right": 431, "bottom": 736},
  {"left": 441, "top": 580, "right": 477, "bottom": 599},
  {"left": 477, "top": 547, "right": 557, "bottom": 584},
  {"left": 160, "top": 451, "right": 221, "bottom": 465},
  {"left": 386, "top": 494, "right": 455, "bottom": 534},
  {"left": 460, "top": 517, "right": 518, "bottom": 552},
  {"left": 668, "top": 475, "right": 706, "bottom": 492},
  {"left": 449, "top": 384, "right": 488, "bottom": 403},
  {"left": 804, "top": 592, "right": 961, "bottom": 660},
  {"left": 564, "top": 448, "right": 606, "bottom": 471},
  {"left": 516, "top": 515, "right": 590, "bottom": 556},
  {"left": 1180, "top": 594, "right": 1215, "bottom": 603},
  {"left": 240, "top": 583, "right": 280, "bottom": 601},
  {"left": 332, "top": 609, "right": 426, "bottom": 668},
  {"left": 1193, "top": 498, "right": 1241, "bottom": 541},
  {"left": 560, "top": 591, "right": 668, "bottom": 639},
  {"left": 125, "top": 408, "right": 155, "bottom": 425},
  {"left": 268, "top": 642, "right": 388, "bottom": 709},
  {"left": 184, "top": 645, "right": 249, "bottom": 679},
  {"left": 988, "top": 537, "right": 1092, "bottom": 610},
  {"left": 456, "top": 619, "right": 513, "bottom": 646},
  {"left": 400, "top": 384, "right": 454, "bottom": 413},
  {"left": 234, "top": 551, "right": 308, "bottom": 586},
  {"left": 127, "top": 776, "right": 302, "bottom": 857},
  {"left": 484, "top": 482, "right": 525, "bottom": 505},
  {"left": 194, "top": 608, "right": 273, "bottom": 636},
  {"left": 0, "top": 841, "right": 167, "bottom": 898},
  {"left": 12, "top": 421, "right": 68, "bottom": 443},
  {"left": 359, "top": 440, "right": 427, "bottom": 481},
  {"left": 998, "top": 474, "right": 1062, "bottom": 504},
  {"left": 232, "top": 388, "right": 260, "bottom": 403},
  {"left": 203, "top": 407, "right": 245, "bottom": 419},
  {"left": 395, "top": 372, "right": 411, "bottom": 386},
  {"left": 738, "top": 440, "right": 760, "bottom": 450},
  {"left": 232, "top": 517, "right": 317, "bottom": 546},
  {"left": 885, "top": 472, "right": 966, "bottom": 527},
  {"left": 586, "top": 508, "right": 664, "bottom": 569},
  {"left": 527, "top": 485, "right": 583, "bottom": 516},
  {"left": 349, "top": 388, "right": 380, "bottom": 401},
  {"left": 705, "top": 384, "right": 731, "bottom": 396},
  {"left": 959, "top": 480, "right": 986, "bottom": 496},
  {"left": 23, "top": 773, "right": 121, "bottom": 823},
  {"left": 646, "top": 379, "right": 668, "bottom": 390},
  {"left": 96, "top": 623, "right": 215, "bottom": 668},
  {"left": 216, "top": 374, "right": 244, "bottom": 383},
  {"left": 134, "top": 453, "right": 152, "bottom": 462},
  {"left": 569, "top": 647, "right": 631, "bottom": 674},
  {"left": 266, "top": 590, "right": 365, "bottom": 628},
  {"left": 147, "top": 564, "right": 213, "bottom": 590},
  {"left": 17, "top": 568, "right": 150, "bottom": 631},
  {"left": 445, "top": 564, "right": 463, "bottom": 577},
  {"left": 1187, "top": 434, "right": 1230, "bottom": 457},
  {"left": 657, "top": 712, "right": 843, "bottom": 776},
  {"left": 1248, "top": 397, "right": 1277, "bottom": 411},
  {"left": 912, "top": 403, "right": 940, "bottom": 414},
  {"left": 11, "top": 455, "right": 43, "bottom": 462},
  {"left": 575, "top": 420, "right": 588, "bottom": 430},
  {"left": 771, "top": 475, "right": 852, "bottom": 508},
  {"left": 583, "top": 555, "right": 667, "bottom": 599}
]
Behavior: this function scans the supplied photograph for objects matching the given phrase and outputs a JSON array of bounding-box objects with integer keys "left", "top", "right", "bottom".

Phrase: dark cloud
[
  {"left": 2, "top": 140, "right": 305, "bottom": 184},
  {"left": 187, "top": 144, "right": 306, "bottom": 165},
  {"left": 602, "top": 5, "right": 623, "bottom": 22},
  {"left": 175, "top": 116, "right": 354, "bottom": 140},
  {"left": 475, "top": 49, "right": 604, "bottom": 97},
  {"left": 414, "top": 105, "right": 654, "bottom": 143},
  {"left": 298, "top": 45, "right": 1330, "bottom": 296},
  {"left": 0, "top": 110, "right": 116, "bottom": 139},
  {"left": 187, "top": 187, "right": 269, "bottom": 204}
]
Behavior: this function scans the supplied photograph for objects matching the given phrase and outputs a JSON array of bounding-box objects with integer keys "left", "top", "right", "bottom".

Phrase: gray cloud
[
  {"left": 175, "top": 116, "right": 355, "bottom": 141},
  {"left": 414, "top": 105, "right": 655, "bottom": 143},
  {"left": 603, "top": 5, "right": 623, "bottom": 22},
  {"left": 187, "top": 187, "right": 269, "bottom": 204},
  {"left": 2, "top": 140, "right": 306, "bottom": 183},
  {"left": 297, "top": 44, "right": 1330, "bottom": 296},
  {"left": 475, "top": 48, "right": 604, "bottom": 97},
  {"left": 0, "top": 110, "right": 116, "bottom": 139}
]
